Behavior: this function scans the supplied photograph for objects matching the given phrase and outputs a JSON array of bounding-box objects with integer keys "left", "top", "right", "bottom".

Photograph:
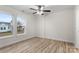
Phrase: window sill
[
  {"left": 0, "top": 35, "right": 14, "bottom": 39},
  {"left": 17, "top": 33, "right": 26, "bottom": 36}
]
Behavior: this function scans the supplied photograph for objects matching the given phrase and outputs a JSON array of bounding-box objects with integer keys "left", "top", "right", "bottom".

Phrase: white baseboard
[
  {"left": 0, "top": 36, "right": 35, "bottom": 48},
  {"left": 36, "top": 36, "right": 74, "bottom": 44}
]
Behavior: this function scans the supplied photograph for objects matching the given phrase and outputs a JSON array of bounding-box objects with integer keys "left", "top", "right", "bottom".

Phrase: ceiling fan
[{"left": 30, "top": 5, "right": 51, "bottom": 15}]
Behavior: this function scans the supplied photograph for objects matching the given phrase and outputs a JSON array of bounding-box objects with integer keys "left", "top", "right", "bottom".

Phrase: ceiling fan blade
[
  {"left": 43, "top": 10, "right": 51, "bottom": 12},
  {"left": 30, "top": 8, "right": 37, "bottom": 11},
  {"left": 33, "top": 12, "right": 37, "bottom": 14}
]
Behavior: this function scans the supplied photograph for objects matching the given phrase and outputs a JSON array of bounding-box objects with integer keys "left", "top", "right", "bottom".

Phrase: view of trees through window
[{"left": 0, "top": 12, "right": 13, "bottom": 37}]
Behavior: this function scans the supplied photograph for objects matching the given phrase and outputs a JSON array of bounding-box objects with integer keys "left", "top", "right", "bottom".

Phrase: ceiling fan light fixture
[{"left": 37, "top": 11, "right": 43, "bottom": 15}]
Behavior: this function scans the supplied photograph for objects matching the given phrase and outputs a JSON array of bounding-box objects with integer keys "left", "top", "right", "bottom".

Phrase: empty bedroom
[{"left": 0, "top": 5, "right": 79, "bottom": 53}]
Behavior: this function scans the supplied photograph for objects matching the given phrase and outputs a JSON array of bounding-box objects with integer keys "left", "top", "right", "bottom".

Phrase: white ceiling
[{"left": 7, "top": 5, "right": 74, "bottom": 15}]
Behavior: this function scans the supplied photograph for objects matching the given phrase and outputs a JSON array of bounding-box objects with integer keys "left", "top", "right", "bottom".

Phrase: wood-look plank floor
[{"left": 0, "top": 37, "right": 79, "bottom": 53}]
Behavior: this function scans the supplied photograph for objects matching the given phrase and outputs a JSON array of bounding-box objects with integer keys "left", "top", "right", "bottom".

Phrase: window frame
[
  {"left": 0, "top": 11, "right": 14, "bottom": 38},
  {"left": 16, "top": 15, "right": 26, "bottom": 35},
  {"left": 0, "top": 11, "right": 27, "bottom": 39}
]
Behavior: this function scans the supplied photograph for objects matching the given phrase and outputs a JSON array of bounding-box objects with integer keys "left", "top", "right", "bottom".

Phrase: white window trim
[{"left": 0, "top": 11, "right": 27, "bottom": 39}]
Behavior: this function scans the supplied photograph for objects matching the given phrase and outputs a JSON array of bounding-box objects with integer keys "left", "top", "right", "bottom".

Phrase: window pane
[
  {"left": 4, "top": 27, "right": 6, "bottom": 30},
  {"left": 17, "top": 16, "right": 25, "bottom": 34},
  {"left": 0, "top": 12, "right": 13, "bottom": 37}
]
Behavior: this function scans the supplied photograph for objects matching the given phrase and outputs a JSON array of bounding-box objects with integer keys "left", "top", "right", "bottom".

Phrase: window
[
  {"left": 17, "top": 16, "right": 26, "bottom": 34},
  {"left": 8, "top": 27, "right": 9, "bottom": 29},
  {"left": 0, "top": 12, "right": 13, "bottom": 37},
  {"left": 4, "top": 27, "right": 6, "bottom": 30},
  {"left": 1, "top": 27, "right": 3, "bottom": 30},
  {"left": 0, "top": 11, "right": 26, "bottom": 37}
]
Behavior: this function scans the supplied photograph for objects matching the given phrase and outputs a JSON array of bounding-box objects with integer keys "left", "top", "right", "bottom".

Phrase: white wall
[
  {"left": 0, "top": 6, "right": 36, "bottom": 48},
  {"left": 36, "top": 8, "right": 75, "bottom": 43},
  {"left": 75, "top": 6, "right": 79, "bottom": 48}
]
